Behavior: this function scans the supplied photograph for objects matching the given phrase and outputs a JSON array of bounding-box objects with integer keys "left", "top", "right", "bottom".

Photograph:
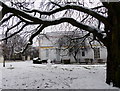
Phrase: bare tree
[
  {"left": 2, "top": 34, "right": 39, "bottom": 60},
  {"left": 24, "top": 45, "right": 39, "bottom": 59},
  {"left": 0, "top": 0, "right": 120, "bottom": 87},
  {"left": 57, "top": 31, "right": 88, "bottom": 63},
  {"left": 2, "top": 34, "right": 26, "bottom": 60}
]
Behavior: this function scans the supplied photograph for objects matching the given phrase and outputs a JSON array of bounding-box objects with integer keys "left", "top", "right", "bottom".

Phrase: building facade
[
  {"left": 0, "top": 43, "right": 4, "bottom": 62},
  {"left": 38, "top": 31, "right": 107, "bottom": 63}
]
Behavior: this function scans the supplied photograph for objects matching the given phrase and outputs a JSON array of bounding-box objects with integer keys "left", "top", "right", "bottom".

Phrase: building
[
  {"left": 37, "top": 31, "right": 107, "bottom": 63},
  {"left": 0, "top": 43, "right": 4, "bottom": 62}
]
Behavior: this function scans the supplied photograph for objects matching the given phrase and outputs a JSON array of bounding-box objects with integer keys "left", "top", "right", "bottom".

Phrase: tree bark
[
  {"left": 106, "top": 4, "right": 120, "bottom": 87},
  {"left": 73, "top": 55, "right": 78, "bottom": 63},
  {"left": 111, "top": 16, "right": 120, "bottom": 88},
  {"left": 106, "top": 45, "right": 112, "bottom": 85}
]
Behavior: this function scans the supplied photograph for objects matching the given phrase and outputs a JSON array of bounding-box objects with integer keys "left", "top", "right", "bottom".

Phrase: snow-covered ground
[{"left": 0, "top": 61, "right": 119, "bottom": 89}]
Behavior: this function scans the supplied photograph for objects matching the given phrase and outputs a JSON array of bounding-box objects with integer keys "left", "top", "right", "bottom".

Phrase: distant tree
[
  {"left": 24, "top": 45, "right": 39, "bottom": 59},
  {"left": 2, "top": 34, "right": 39, "bottom": 60},
  {"left": 2, "top": 34, "right": 26, "bottom": 60},
  {"left": 0, "top": 0, "right": 120, "bottom": 88}
]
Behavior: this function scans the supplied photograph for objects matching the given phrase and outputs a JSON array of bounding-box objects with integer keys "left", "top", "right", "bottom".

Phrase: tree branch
[
  {"left": 71, "top": 33, "right": 90, "bottom": 40},
  {"left": 0, "top": 1, "right": 43, "bottom": 24},
  {"left": 0, "top": 14, "right": 14, "bottom": 26},
  {"left": 22, "top": 24, "right": 46, "bottom": 53},
  {"left": 0, "top": 1, "right": 107, "bottom": 52},
  {"left": 1, "top": 24, "right": 28, "bottom": 41},
  {"left": 23, "top": 4, "right": 109, "bottom": 26},
  {"left": 0, "top": 1, "right": 110, "bottom": 27},
  {"left": 46, "top": 17, "right": 106, "bottom": 44},
  {"left": 91, "top": 5, "right": 104, "bottom": 9},
  {"left": 1, "top": 3, "right": 104, "bottom": 41},
  {"left": 46, "top": 17, "right": 102, "bottom": 34},
  {"left": 100, "top": 1, "right": 109, "bottom": 8},
  {"left": 81, "top": 14, "right": 89, "bottom": 22},
  {"left": 5, "top": 21, "right": 23, "bottom": 43},
  {"left": 49, "top": 0, "right": 62, "bottom": 8},
  {"left": 7, "top": 21, "right": 22, "bottom": 31},
  {"left": 0, "top": 2, "right": 9, "bottom": 21}
]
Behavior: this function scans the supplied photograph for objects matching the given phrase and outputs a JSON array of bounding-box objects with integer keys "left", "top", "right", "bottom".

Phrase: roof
[{"left": 41, "top": 31, "right": 86, "bottom": 38}]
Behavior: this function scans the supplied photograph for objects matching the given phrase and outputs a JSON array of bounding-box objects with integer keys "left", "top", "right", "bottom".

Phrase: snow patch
[{"left": 0, "top": 61, "right": 119, "bottom": 89}]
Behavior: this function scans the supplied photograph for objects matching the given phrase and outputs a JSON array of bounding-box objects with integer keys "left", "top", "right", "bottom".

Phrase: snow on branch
[
  {"left": 22, "top": 24, "right": 46, "bottom": 53},
  {"left": 45, "top": 17, "right": 105, "bottom": 44},
  {"left": 23, "top": 17, "right": 104, "bottom": 50},
  {"left": 0, "top": 24, "right": 28, "bottom": 41},
  {"left": 0, "top": 1, "right": 106, "bottom": 53},
  {"left": 23, "top": 4, "right": 109, "bottom": 26},
  {"left": 7, "top": 21, "right": 22, "bottom": 31},
  {"left": 0, "top": 1, "right": 110, "bottom": 28},
  {"left": 46, "top": 17, "right": 102, "bottom": 34},
  {"left": 0, "top": 14, "right": 14, "bottom": 26},
  {"left": 0, "top": 2, "right": 43, "bottom": 24},
  {"left": 91, "top": 5, "right": 104, "bottom": 10}
]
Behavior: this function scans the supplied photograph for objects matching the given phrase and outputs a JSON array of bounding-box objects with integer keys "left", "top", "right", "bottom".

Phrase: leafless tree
[
  {"left": 57, "top": 31, "right": 88, "bottom": 63},
  {"left": 2, "top": 33, "right": 39, "bottom": 67},
  {"left": 0, "top": 0, "right": 120, "bottom": 88},
  {"left": 2, "top": 33, "right": 26, "bottom": 60}
]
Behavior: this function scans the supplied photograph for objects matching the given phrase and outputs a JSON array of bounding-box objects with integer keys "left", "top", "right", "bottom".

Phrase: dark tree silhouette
[{"left": 0, "top": 0, "right": 120, "bottom": 88}]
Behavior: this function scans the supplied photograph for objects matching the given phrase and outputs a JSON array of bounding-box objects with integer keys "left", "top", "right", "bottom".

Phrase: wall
[
  {"left": 100, "top": 47, "right": 107, "bottom": 60},
  {"left": 38, "top": 32, "right": 107, "bottom": 63}
]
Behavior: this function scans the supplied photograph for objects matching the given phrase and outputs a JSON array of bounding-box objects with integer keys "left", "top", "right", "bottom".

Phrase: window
[
  {"left": 46, "top": 49, "right": 49, "bottom": 57},
  {"left": 94, "top": 48, "right": 100, "bottom": 58},
  {"left": 82, "top": 51, "right": 85, "bottom": 56}
]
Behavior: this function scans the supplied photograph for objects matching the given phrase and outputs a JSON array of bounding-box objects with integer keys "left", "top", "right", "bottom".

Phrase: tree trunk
[
  {"left": 111, "top": 16, "right": 120, "bottom": 88},
  {"left": 106, "top": 45, "right": 112, "bottom": 85},
  {"left": 106, "top": 5, "right": 120, "bottom": 88},
  {"left": 73, "top": 55, "right": 78, "bottom": 63},
  {"left": 3, "top": 58, "right": 5, "bottom": 67}
]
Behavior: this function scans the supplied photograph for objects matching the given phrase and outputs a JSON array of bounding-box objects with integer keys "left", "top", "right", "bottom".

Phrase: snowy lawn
[{"left": 0, "top": 61, "right": 119, "bottom": 89}]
